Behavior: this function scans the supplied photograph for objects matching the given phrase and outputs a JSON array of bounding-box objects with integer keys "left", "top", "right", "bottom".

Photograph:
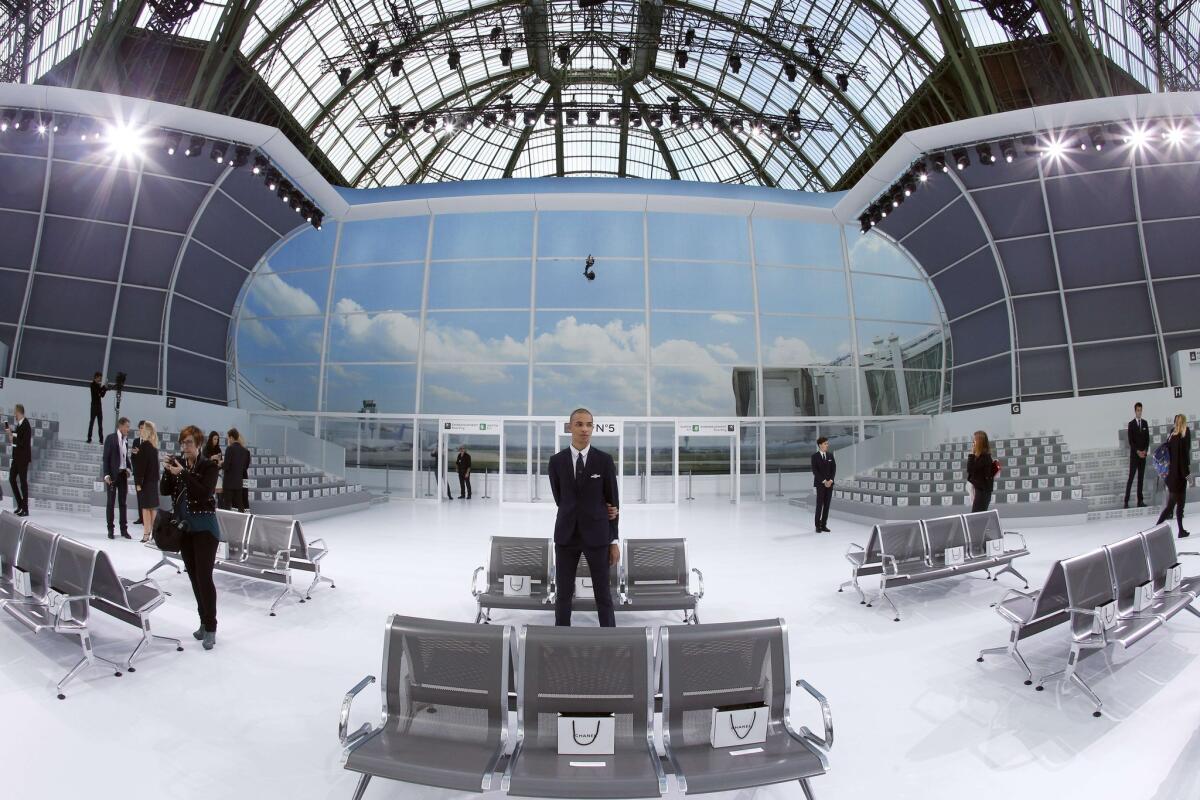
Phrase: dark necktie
[{"left": 576, "top": 453, "right": 585, "bottom": 482}]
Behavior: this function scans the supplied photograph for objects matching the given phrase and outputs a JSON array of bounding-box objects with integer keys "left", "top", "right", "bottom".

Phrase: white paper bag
[
  {"left": 1091, "top": 600, "right": 1118, "bottom": 634},
  {"left": 503, "top": 575, "right": 531, "bottom": 596},
  {"left": 557, "top": 713, "right": 615, "bottom": 755},
  {"left": 1164, "top": 563, "right": 1183, "bottom": 592},
  {"left": 575, "top": 577, "right": 594, "bottom": 596},
  {"left": 710, "top": 703, "right": 768, "bottom": 748},
  {"left": 987, "top": 538, "right": 1005, "bottom": 558},
  {"left": 1134, "top": 581, "right": 1154, "bottom": 612},
  {"left": 944, "top": 546, "right": 965, "bottom": 566},
  {"left": 12, "top": 567, "right": 31, "bottom": 598},
  {"left": 46, "top": 588, "right": 70, "bottom": 620}
]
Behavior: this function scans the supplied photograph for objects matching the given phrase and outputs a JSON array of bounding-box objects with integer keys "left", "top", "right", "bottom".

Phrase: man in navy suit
[
  {"left": 1125, "top": 401, "right": 1150, "bottom": 509},
  {"left": 103, "top": 417, "right": 133, "bottom": 540},
  {"left": 549, "top": 408, "right": 620, "bottom": 627},
  {"left": 811, "top": 436, "right": 836, "bottom": 533}
]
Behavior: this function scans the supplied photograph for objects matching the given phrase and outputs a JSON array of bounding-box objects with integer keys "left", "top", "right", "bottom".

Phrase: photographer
[
  {"left": 6, "top": 404, "right": 31, "bottom": 516},
  {"left": 161, "top": 425, "right": 221, "bottom": 651},
  {"left": 87, "top": 372, "right": 108, "bottom": 444}
]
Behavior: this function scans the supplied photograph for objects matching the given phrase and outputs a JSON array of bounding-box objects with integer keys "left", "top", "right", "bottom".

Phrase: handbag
[{"left": 152, "top": 510, "right": 183, "bottom": 552}]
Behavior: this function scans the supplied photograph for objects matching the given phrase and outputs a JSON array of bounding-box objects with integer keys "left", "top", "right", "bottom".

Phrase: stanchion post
[
  {"left": 775, "top": 467, "right": 784, "bottom": 497},
  {"left": 686, "top": 470, "right": 695, "bottom": 501},
  {"left": 383, "top": 464, "right": 391, "bottom": 495},
  {"left": 482, "top": 468, "right": 491, "bottom": 499}
]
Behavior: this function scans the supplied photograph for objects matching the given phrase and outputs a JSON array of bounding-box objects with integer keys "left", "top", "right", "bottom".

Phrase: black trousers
[
  {"left": 87, "top": 409, "right": 103, "bottom": 442},
  {"left": 554, "top": 541, "right": 615, "bottom": 627},
  {"left": 813, "top": 484, "right": 832, "bottom": 529},
  {"left": 106, "top": 474, "right": 128, "bottom": 532},
  {"left": 458, "top": 472, "right": 472, "bottom": 498},
  {"left": 9, "top": 462, "right": 28, "bottom": 512},
  {"left": 1125, "top": 454, "right": 1146, "bottom": 505},
  {"left": 972, "top": 489, "right": 992, "bottom": 512},
  {"left": 179, "top": 532, "right": 219, "bottom": 633},
  {"left": 1157, "top": 488, "right": 1187, "bottom": 533},
  {"left": 221, "top": 488, "right": 248, "bottom": 513}
]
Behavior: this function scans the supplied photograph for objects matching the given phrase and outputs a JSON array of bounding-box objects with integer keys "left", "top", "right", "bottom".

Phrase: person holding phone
[{"left": 6, "top": 404, "right": 32, "bottom": 516}]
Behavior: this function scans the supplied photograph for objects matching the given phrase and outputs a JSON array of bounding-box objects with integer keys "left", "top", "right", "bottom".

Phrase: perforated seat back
[
  {"left": 14, "top": 523, "right": 57, "bottom": 600},
  {"left": 47, "top": 538, "right": 97, "bottom": 624},
  {"left": 626, "top": 538, "right": 687, "bottom": 589},
  {"left": 1105, "top": 535, "right": 1153, "bottom": 618},
  {"left": 877, "top": 521, "right": 928, "bottom": 567},
  {"left": 922, "top": 515, "right": 967, "bottom": 561},
  {"left": 216, "top": 510, "right": 252, "bottom": 559},
  {"left": 1030, "top": 560, "right": 1070, "bottom": 621},
  {"left": 0, "top": 509, "right": 24, "bottom": 576},
  {"left": 383, "top": 615, "right": 509, "bottom": 740},
  {"left": 661, "top": 619, "right": 785, "bottom": 749},
  {"left": 520, "top": 625, "right": 651, "bottom": 750},
  {"left": 89, "top": 550, "right": 129, "bottom": 609},
  {"left": 1141, "top": 523, "right": 1180, "bottom": 592},
  {"left": 486, "top": 537, "right": 551, "bottom": 594},
  {"left": 246, "top": 516, "right": 296, "bottom": 562},
  {"left": 963, "top": 510, "right": 1004, "bottom": 558},
  {"left": 863, "top": 527, "right": 882, "bottom": 564},
  {"left": 1062, "top": 550, "right": 1115, "bottom": 642},
  {"left": 291, "top": 519, "right": 314, "bottom": 559}
]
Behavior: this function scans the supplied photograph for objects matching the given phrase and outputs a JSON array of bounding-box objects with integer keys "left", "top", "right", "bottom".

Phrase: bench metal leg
[
  {"left": 977, "top": 637, "right": 1034, "bottom": 685},
  {"left": 994, "top": 562, "right": 1030, "bottom": 589},
  {"left": 58, "top": 633, "right": 123, "bottom": 699},
  {"left": 1184, "top": 604, "right": 1200, "bottom": 619},
  {"left": 799, "top": 777, "right": 817, "bottom": 800},
  {"left": 871, "top": 585, "right": 901, "bottom": 621},
  {"left": 350, "top": 773, "right": 372, "bottom": 800},
  {"left": 145, "top": 554, "right": 182, "bottom": 579},
  {"left": 268, "top": 576, "right": 304, "bottom": 617},
  {"left": 126, "top": 618, "right": 184, "bottom": 672},
  {"left": 837, "top": 571, "right": 867, "bottom": 604},
  {"left": 1037, "top": 644, "right": 1104, "bottom": 717}
]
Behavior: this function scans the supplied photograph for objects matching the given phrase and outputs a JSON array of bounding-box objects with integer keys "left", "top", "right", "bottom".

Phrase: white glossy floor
[{"left": 3, "top": 499, "right": 1199, "bottom": 800}]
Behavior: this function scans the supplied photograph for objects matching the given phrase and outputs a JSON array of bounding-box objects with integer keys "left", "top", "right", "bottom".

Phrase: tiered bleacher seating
[
  {"left": 338, "top": 615, "right": 832, "bottom": 799},
  {"left": 978, "top": 522, "right": 1199, "bottom": 716},
  {"left": 0, "top": 410, "right": 95, "bottom": 514},
  {"left": 827, "top": 432, "right": 1086, "bottom": 520}
]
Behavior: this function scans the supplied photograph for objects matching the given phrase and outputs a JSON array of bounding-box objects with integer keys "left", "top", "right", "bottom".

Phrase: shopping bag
[
  {"left": 503, "top": 575, "right": 531, "bottom": 597},
  {"left": 557, "top": 712, "right": 615, "bottom": 755},
  {"left": 1091, "top": 600, "right": 1118, "bottom": 634},
  {"left": 710, "top": 702, "right": 768, "bottom": 748}
]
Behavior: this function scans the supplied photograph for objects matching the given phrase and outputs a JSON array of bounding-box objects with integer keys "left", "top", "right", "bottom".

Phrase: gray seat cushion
[
  {"left": 1150, "top": 592, "right": 1196, "bottom": 621},
  {"left": 506, "top": 745, "right": 662, "bottom": 798},
  {"left": 624, "top": 588, "right": 697, "bottom": 611},
  {"left": 478, "top": 591, "right": 554, "bottom": 611},
  {"left": 4, "top": 601, "right": 58, "bottom": 633},
  {"left": 672, "top": 728, "right": 825, "bottom": 795},
  {"left": 122, "top": 581, "right": 162, "bottom": 613},
  {"left": 345, "top": 725, "right": 500, "bottom": 793},
  {"left": 997, "top": 594, "right": 1036, "bottom": 624},
  {"left": 215, "top": 557, "right": 287, "bottom": 582},
  {"left": 1108, "top": 615, "right": 1162, "bottom": 649},
  {"left": 886, "top": 562, "right": 955, "bottom": 585}
]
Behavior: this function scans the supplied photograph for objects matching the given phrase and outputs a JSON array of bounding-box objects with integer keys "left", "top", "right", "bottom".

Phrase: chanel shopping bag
[
  {"left": 1091, "top": 600, "right": 1118, "bottom": 634},
  {"left": 1164, "top": 563, "right": 1183, "bottom": 592},
  {"left": 710, "top": 702, "right": 768, "bottom": 749},
  {"left": 1133, "top": 581, "right": 1155, "bottom": 612},
  {"left": 503, "top": 575, "right": 531, "bottom": 597},
  {"left": 575, "top": 577, "right": 593, "bottom": 596},
  {"left": 986, "top": 538, "right": 1005, "bottom": 558},
  {"left": 12, "top": 567, "right": 32, "bottom": 597},
  {"left": 557, "top": 712, "right": 615, "bottom": 755},
  {"left": 943, "top": 545, "right": 965, "bottom": 566}
]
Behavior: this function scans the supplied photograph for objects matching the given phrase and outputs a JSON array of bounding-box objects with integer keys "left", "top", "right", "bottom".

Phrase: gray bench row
[
  {"left": 471, "top": 536, "right": 703, "bottom": 624},
  {"left": 978, "top": 521, "right": 1199, "bottom": 717},
  {"left": 0, "top": 510, "right": 180, "bottom": 698},
  {"left": 338, "top": 615, "right": 832, "bottom": 799},
  {"left": 840, "top": 510, "right": 1030, "bottom": 621}
]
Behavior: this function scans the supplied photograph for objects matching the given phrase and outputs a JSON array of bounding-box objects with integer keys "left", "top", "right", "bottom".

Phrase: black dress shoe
[
  {"left": 107, "top": 531, "right": 115, "bottom": 539},
  {"left": 1137, "top": 502, "right": 1147, "bottom": 508},
  {"left": 1180, "top": 530, "right": 1191, "bottom": 538},
  {"left": 1123, "top": 502, "right": 1129, "bottom": 509},
  {"left": 120, "top": 531, "right": 132, "bottom": 540},
  {"left": 822, "top": 526, "right": 833, "bottom": 533}
]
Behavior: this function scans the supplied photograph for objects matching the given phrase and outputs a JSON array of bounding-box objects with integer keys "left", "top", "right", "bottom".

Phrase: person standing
[
  {"left": 549, "top": 408, "right": 620, "bottom": 627},
  {"left": 161, "top": 425, "right": 222, "bottom": 650},
  {"left": 103, "top": 417, "right": 133, "bottom": 539},
  {"left": 6, "top": 404, "right": 32, "bottom": 516},
  {"left": 87, "top": 372, "right": 107, "bottom": 444},
  {"left": 133, "top": 421, "right": 160, "bottom": 543},
  {"left": 204, "top": 431, "right": 223, "bottom": 506},
  {"left": 966, "top": 430, "right": 995, "bottom": 513},
  {"left": 811, "top": 436, "right": 835, "bottom": 533},
  {"left": 221, "top": 428, "right": 252, "bottom": 513},
  {"left": 1156, "top": 414, "right": 1192, "bottom": 538},
  {"left": 1125, "top": 402, "right": 1150, "bottom": 509},
  {"left": 456, "top": 445, "right": 473, "bottom": 499},
  {"left": 131, "top": 420, "right": 145, "bottom": 526}
]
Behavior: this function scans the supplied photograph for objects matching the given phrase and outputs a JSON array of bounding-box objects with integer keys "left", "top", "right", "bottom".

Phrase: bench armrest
[
  {"left": 844, "top": 542, "right": 865, "bottom": 565},
  {"left": 339, "top": 675, "right": 377, "bottom": 746},
  {"left": 122, "top": 577, "right": 167, "bottom": 611},
  {"left": 272, "top": 548, "right": 292, "bottom": 570},
  {"left": 880, "top": 553, "right": 899, "bottom": 577},
  {"left": 306, "top": 538, "right": 328, "bottom": 561},
  {"left": 794, "top": 679, "right": 833, "bottom": 751},
  {"left": 690, "top": 568, "right": 705, "bottom": 600},
  {"left": 1179, "top": 551, "right": 1200, "bottom": 558},
  {"left": 471, "top": 566, "right": 485, "bottom": 598},
  {"left": 52, "top": 593, "right": 96, "bottom": 627},
  {"left": 1002, "top": 531, "right": 1028, "bottom": 551}
]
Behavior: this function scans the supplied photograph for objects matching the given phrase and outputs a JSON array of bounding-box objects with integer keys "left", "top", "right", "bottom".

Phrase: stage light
[
  {"left": 835, "top": 73, "right": 849, "bottom": 92},
  {"left": 278, "top": 181, "right": 292, "bottom": 203},
  {"left": 891, "top": 191, "right": 901, "bottom": 208},
  {"left": 1087, "top": 126, "right": 1105, "bottom": 150},
  {"left": 557, "top": 45, "right": 570, "bottom": 65},
  {"left": 675, "top": 49, "right": 688, "bottom": 68},
  {"left": 252, "top": 155, "right": 267, "bottom": 175},
  {"left": 787, "top": 126, "right": 801, "bottom": 140},
  {"left": 337, "top": 67, "right": 351, "bottom": 86},
  {"left": 210, "top": 141, "right": 228, "bottom": 164},
  {"left": 1042, "top": 137, "right": 1066, "bottom": 160},
  {"left": 586, "top": 109, "right": 600, "bottom": 125},
  {"left": 106, "top": 123, "right": 145, "bottom": 159},
  {"left": 729, "top": 117, "right": 744, "bottom": 136},
  {"left": 0, "top": 110, "right": 12, "bottom": 131},
  {"left": 859, "top": 214, "right": 871, "bottom": 233},
  {"left": 384, "top": 111, "right": 399, "bottom": 135},
  {"left": 499, "top": 47, "right": 512, "bottom": 66},
  {"left": 165, "top": 131, "right": 181, "bottom": 155},
  {"left": 566, "top": 110, "right": 579, "bottom": 126},
  {"left": 50, "top": 116, "right": 62, "bottom": 133},
  {"left": 913, "top": 160, "right": 928, "bottom": 182},
  {"left": 669, "top": 109, "right": 683, "bottom": 128},
  {"left": 231, "top": 145, "right": 251, "bottom": 168},
  {"left": 690, "top": 114, "right": 703, "bottom": 130},
  {"left": 728, "top": 53, "right": 741, "bottom": 74},
  {"left": 390, "top": 57, "right": 402, "bottom": 77},
  {"left": 184, "top": 135, "right": 203, "bottom": 157},
  {"left": 523, "top": 110, "right": 537, "bottom": 127},
  {"left": 311, "top": 211, "right": 324, "bottom": 230},
  {"left": 448, "top": 49, "right": 461, "bottom": 70},
  {"left": 485, "top": 111, "right": 499, "bottom": 128},
  {"left": 805, "top": 36, "right": 819, "bottom": 57},
  {"left": 648, "top": 111, "right": 663, "bottom": 129},
  {"left": 15, "top": 111, "right": 34, "bottom": 131},
  {"left": 932, "top": 153, "right": 947, "bottom": 172},
  {"left": 618, "top": 45, "right": 631, "bottom": 65},
  {"left": 403, "top": 118, "right": 418, "bottom": 133},
  {"left": 769, "top": 124, "right": 782, "bottom": 140},
  {"left": 750, "top": 119, "right": 763, "bottom": 138},
  {"left": 1128, "top": 125, "right": 1151, "bottom": 148},
  {"left": 1164, "top": 126, "right": 1185, "bottom": 145},
  {"left": 783, "top": 62, "right": 797, "bottom": 82},
  {"left": 608, "top": 109, "right": 621, "bottom": 126},
  {"left": 953, "top": 149, "right": 969, "bottom": 170},
  {"left": 975, "top": 143, "right": 995, "bottom": 164},
  {"left": 1000, "top": 139, "right": 1017, "bottom": 162},
  {"left": 629, "top": 111, "right": 642, "bottom": 127},
  {"left": 902, "top": 179, "right": 915, "bottom": 196},
  {"left": 266, "top": 169, "right": 280, "bottom": 191},
  {"left": 544, "top": 109, "right": 557, "bottom": 127}
]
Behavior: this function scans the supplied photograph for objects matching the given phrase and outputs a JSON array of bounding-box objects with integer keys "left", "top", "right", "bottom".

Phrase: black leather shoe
[
  {"left": 1180, "top": 530, "right": 1191, "bottom": 538},
  {"left": 822, "top": 526, "right": 833, "bottom": 533},
  {"left": 107, "top": 531, "right": 115, "bottom": 539},
  {"left": 1123, "top": 502, "right": 1129, "bottom": 509},
  {"left": 120, "top": 531, "right": 132, "bottom": 540},
  {"left": 1137, "top": 502, "right": 1147, "bottom": 508}
]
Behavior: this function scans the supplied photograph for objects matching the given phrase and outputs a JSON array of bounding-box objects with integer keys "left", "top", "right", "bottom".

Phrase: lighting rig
[
  {"left": 855, "top": 119, "right": 1197, "bottom": 233},
  {"left": 362, "top": 94, "right": 833, "bottom": 140},
  {"left": 0, "top": 0, "right": 56, "bottom": 83}
]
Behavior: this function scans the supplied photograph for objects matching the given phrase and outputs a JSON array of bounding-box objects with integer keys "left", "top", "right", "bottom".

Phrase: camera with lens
[
  {"left": 168, "top": 515, "right": 192, "bottom": 534},
  {"left": 105, "top": 372, "right": 127, "bottom": 392}
]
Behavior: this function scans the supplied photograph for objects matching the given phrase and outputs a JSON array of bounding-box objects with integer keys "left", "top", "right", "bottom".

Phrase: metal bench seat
[
  {"left": 213, "top": 513, "right": 333, "bottom": 616},
  {"left": 963, "top": 510, "right": 1029, "bottom": 584},
  {"left": 621, "top": 539, "right": 703, "bottom": 623},
  {"left": 659, "top": 619, "right": 831, "bottom": 798},
  {"left": 0, "top": 509, "right": 24, "bottom": 602},
  {"left": 1143, "top": 523, "right": 1200, "bottom": 601},
  {"left": 472, "top": 536, "right": 556, "bottom": 623},
  {"left": 340, "top": 615, "right": 510, "bottom": 798},
  {"left": 89, "top": 549, "right": 182, "bottom": 670},
  {"left": 504, "top": 625, "right": 665, "bottom": 799}
]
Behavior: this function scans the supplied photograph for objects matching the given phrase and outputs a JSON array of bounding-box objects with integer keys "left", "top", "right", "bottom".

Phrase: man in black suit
[
  {"left": 549, "top": 408, "right": 620, "bottom": 627},
  {"left": 6, "top": 404, "right": 32, "bottom": 516},
  {"left": 222, "top": 428, "right": 252, "bottom": 512},
  {"left": 456, "top": 445, "right": 472, "bottom": 499},
  {"left": 103, "top": 417, "right": 133, "bottom": 539},
  {"left": 87, "top": 372, "right": 108, "bottom": 444},
  {"left": 811, "top": 436, "right": 836, "bottom": 533},
  {"left": 1125, "top": 402, "right": 1150, "bottom": 509}
]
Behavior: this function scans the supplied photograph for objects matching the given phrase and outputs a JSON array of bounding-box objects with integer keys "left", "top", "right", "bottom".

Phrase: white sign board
[
  {"left": 561, "top": 418, "right": 620, "bottom": 436},
  {"left": 443, "top": 419, "right": 501, "bottom": 434},
  {"left": 676, "top": 421, "right": 738, "bottom": 437}
]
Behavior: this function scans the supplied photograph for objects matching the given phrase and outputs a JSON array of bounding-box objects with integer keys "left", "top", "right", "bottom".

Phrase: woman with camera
[
  {"left": 133, "top": 421, "right": 161, "bottom": 543},
  {"left": 161, "top": 425, "right": 222, "bottom": 650}
]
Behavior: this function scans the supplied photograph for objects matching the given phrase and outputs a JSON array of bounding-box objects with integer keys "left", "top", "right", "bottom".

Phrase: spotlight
[
  {"left": 891, "top": 191, "right": 902, "bottom": 208},
  {"left": 566, "top": 110, "right": 579, "bottom": 126},
  {"left": 583, "top": 254, "right": 595, "bottom": 281},
  {"left": 448, "top": 49, "right": 461, "bottom": 70},
  {"left": 184, "top": 135, "right": 203, "bottom": 157},
  {"left": 422, "top": 116, "right": 436, "bottom": 132},
  {"left": 1020, "top": 135, "right": 1040, "bottom": 156},
  {"left": 912, "top": 160, "right": 928, "bottom": 182},
  {"left": 1000, "top": 139, "right": 1017, "bottom": 162},
  {"left": 1128, "top": 125, "right": 1151, "bottom": 148},
  {"left": 629, "top": 111, "right": 642, "bottom": 127},
  {"left": 403, "top": 119, "right": 418, "bottom": 134},
  {"left": 769, "top": 124, "right": 782, "bottom": 140},
  {"left": 265, "top": 169, "right": 280, "bottom": 191},
  {"left": 337, "top": 67, "right": 351, "bottom": 86},
  {"left": 649, "top": 111, "right": 663, "bottom": 128},
  {"left": 390, "top": 57, "right": 402, "bottom": 77},
  {"left": 729, "top": 117, "right": 744, "bottom": 136},
  {"left": 384, "top": 111, "right": 400, "bottom": 135},
  {"left": 165, "top": 131, "right": 182, "bottom": 155},
  {"left": 1088, "top": 126, "right": 1105, "bottom": 150},
  {"left": 952, "top": 149, "right": 969, "bottom": 170},
  {"left": 311, "top": 211, "right": 324, "bottom": 230},
  {"left": 669, "top": 109, "right": 683, "bottom": 128},
  {"left": 50, "top": 116, "right": 61, "bottom": 133},
  {"left": 106, "top": 123, "right": 145, "bottom": 159},
  {"left": 499, "top": 46, "right": 513, "bottom": 66},
  {"left": 523, "top": 110, "right": 537, "bottom": 127},
  {"left": 15, "top": 111, "right": 34, "bottom": 131},
  {"left": 544, "top": 109, "right": 557, "bottom": 127},
  {"left": 902, "top": 179, "right": 916, "bottom": 196},
  {"left": 675, "top": 49, "right": 688, "bottom": 68},
  {"left": 586, "top": 109, "right": 600, "bottom": 126},
  {"left": 786, "top": 126, "right": 801, "bottom": 140},
  {"left": 607, "top": 109, "right": 621, "bottom": 126},
  {"left": 835, "top": 73, "right": 849, "bottom": 92},
  {"left": 728, "top": 53, "right": 741, "bottom": 74},
  {"left": 252, "top": 155, "right": 267, "bottom": 175},
  {"left": 1042, "top": 137, "right": 1066, "bottom": 160},
  {"left": 277, "top": 181, "right": 292, "bottom": 203},
  {"left": 750, "top": 119, "right": 763, "bottom": 138},
  {"left": 859, "top": 213, "right": 872, "bottom": 233},
  {"left": 557, "top": 45, "right": 570, "bottom": 65},
  {"left": 932, "top": 153, "right": 947, "bottom": 172},
  {"left": 365, "top": 39, "right": 379, "bottom": 58},
  {"left": 805, "top": 36, "right": 819, "bottom": 57},
  {"left": 210, "top": 141, "right": 228, "bottom": 164},
  {"left": 975, "top": 143, "right": 995, "bottom": 164},
  {"left": 1164, "top": 126, "right": 1185, "bottom": 145},
  {"left": 689, "top": 114, "right": 703, "bottom": 130},
  {"left": 231, "top": 145, "right": 251, "bottom": 168},
  {"left": 618, "top": 45, "right": 631, "bottom": 65},
  {"left": 783, "top": 62, "right": 797, "bottom": 82},
  {"left": 0, "top": 110, "right": 12, "bottom": 131}
]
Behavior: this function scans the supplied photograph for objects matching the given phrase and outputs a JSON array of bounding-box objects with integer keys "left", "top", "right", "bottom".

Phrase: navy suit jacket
[
  {"left": 811, "top": 450, "right": 836, "bottom": 486},
  {"left": 549, "top": 446, "right": 619, "bottom": 548},
  {"left": 103, "top": 433, "right": 132, "bottom": 481}
]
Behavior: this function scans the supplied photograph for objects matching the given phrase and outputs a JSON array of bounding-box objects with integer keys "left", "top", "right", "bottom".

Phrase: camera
[
  {"left": 583, "top": 254, "right": 596, "bottom": 281},
  {"left": 168, "top": 515, "right": 191, "bottom": 534}
]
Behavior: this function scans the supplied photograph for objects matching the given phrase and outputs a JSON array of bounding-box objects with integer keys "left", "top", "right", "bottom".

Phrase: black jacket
[
  {"left": 1162, "top": 431, "right": 1192, "bottom": 493},
  {"left": 549, "top": 447, "right": 619, "bottom": 548},
  {"left": 10, "top": 418, "right": 31, "bottom": 467},
  {"left": 456, "top": 451, "right": 472, "bottom": 475},
  {"left": 160, "top": 455, "right": 220, "bottom": 515},
  {"left": 103, "top": 432, "right": 132, "bottom": 481},
  {"left": 967, "top": 452, "right": 995, "bottom": 493},
  {"left": 1128, "top": 418, "right": 1150, "bottom": 455},
  {"left": 132, "top": 442, "right": 159, "bottom": 490},
  {"left": 811, "top": 450, "right": 836, "bottom": 486},
  {"left": 89, "top": 381, "right": 107, "bottom": 412},
  {"left": 221, "top": 442, "right": 251, "bottom": 491}
]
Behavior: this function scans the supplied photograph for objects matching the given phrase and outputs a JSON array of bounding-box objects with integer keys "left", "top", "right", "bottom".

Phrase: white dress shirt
[{"left": 570, "top": 444, "right": 591, "bottom": 477}]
